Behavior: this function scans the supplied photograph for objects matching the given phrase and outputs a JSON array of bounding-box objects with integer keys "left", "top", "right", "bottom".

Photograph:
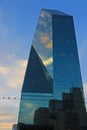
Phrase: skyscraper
[{"left": 18, "top": 9, "right": 87, "bottom": 130}]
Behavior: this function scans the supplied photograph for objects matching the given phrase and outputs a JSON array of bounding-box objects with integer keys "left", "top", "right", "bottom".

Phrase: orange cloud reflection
[
  {"left": 46, "top": 41, "right": 52, "bottom": 49},
  {"left": 40, "top": 36, "right": 49, "bottom": 43}
]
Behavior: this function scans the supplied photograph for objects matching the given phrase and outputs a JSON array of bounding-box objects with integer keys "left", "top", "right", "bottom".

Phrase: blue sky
[{"left": 0, "top": 0, "right": 87, "bottom": 129}]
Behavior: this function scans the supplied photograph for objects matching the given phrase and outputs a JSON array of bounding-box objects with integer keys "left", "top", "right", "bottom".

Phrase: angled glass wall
[
  {"left": 32, "top": 9, "right": 53, "bottom": 77},
  {"left": 18, "top": 9, "right": 54, "bottom": 125},
  {"left": 18, "top": 9, "right": 87, "bottom": 129}
]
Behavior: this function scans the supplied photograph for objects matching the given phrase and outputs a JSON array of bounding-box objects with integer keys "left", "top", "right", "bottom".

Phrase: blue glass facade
[
  {"left": 18, "top": 9, "right": 85, "bottom": 126},
  {"left": 53, "top": 15, "right": 83, "bottom": 99}
]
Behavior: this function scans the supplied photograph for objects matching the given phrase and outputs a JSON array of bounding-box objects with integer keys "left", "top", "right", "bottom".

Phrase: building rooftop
[{"left": 41, "top": 9, "right": 71, "bottom": 16}]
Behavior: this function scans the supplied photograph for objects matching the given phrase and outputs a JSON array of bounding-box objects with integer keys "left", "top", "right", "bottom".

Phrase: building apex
[{"left": 41, "top": 8, "right": 71, "bottom": 16}]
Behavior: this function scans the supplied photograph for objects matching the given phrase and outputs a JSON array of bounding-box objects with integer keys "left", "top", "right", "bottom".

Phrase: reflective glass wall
[
  {"left": 18, "top": 9, "right": 87, "bottom": 129},
  {"left": 18, "top": 9, "right": 53, "bottom": 124},
  {"left": 53, "top": 15, "right": 83, "bottom": 99}
]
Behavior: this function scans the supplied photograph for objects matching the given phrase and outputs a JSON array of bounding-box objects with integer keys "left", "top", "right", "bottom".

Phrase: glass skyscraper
[{"left": 18, "top": 9, "right": 87, "bottom": 130}]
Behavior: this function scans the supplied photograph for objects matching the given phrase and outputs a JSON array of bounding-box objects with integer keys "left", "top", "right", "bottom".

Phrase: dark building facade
[{"left": 18, "top": 9, "right": 87, "bottom": 130}]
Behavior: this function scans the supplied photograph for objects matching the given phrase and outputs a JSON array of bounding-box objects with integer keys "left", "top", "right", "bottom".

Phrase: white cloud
[
  {"left": 83, "top": 83, "right": 87, "bottom": 102},
  {"left": 43, "top": 57, "right": 53, "bottom": 66},
  {"left": 0, "top": 55, "right": 27, "bottom": 90},
  {"left": 40, "top": 11, "right": 45, "bottom": 18},
  {"left": 0, "top": 56, "right": 28, "bottom": 129},
  {"left": 23, "top": 102, "right": 35, "bottom": 108},
  {"left": 16, "top": 59, "right": 27, "bottom": 67},
  {"left": 38, "top": 19, "right": 47, "bottom": 27},
  {"left": 5, "top": 58, "right": 27, "bottom": 89},
  {"left": 83, "top": 83, "right": 87, "bottom": 111},
  {"left": 0, "top": 65, "right": 9, "bottom": 74},
  {"left": 40, "top": 10, "right": 51, "bottom": 19}
]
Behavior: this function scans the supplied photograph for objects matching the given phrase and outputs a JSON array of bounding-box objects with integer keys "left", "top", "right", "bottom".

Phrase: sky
[{"left": 0, "top": 0, "right": 87, "bottom": 130}]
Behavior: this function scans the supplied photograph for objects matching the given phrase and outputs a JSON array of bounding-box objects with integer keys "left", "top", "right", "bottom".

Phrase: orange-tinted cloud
[
  {"left": 0, "top": 122, "right": 13, "bottom": 129},
  {"left": 0, "top": 65, "right": 9, "bottom": 74},
  {"left": 40, "top": 36, "right": 49, "bottom": 43},
  {"left": 46, "top": 41, "right": 52, "bottom": 49}
]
